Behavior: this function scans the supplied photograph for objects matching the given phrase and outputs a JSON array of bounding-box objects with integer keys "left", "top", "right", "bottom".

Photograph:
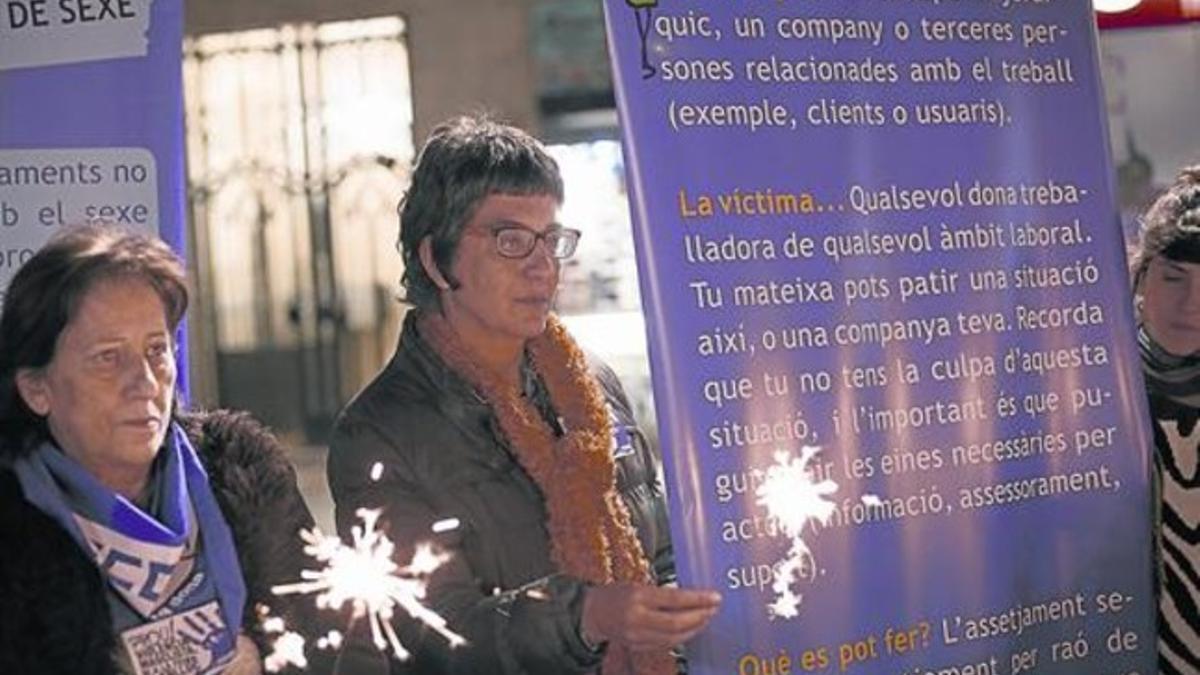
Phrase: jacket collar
[
  {"left": 392, "top": 310, "right": 483, "bottom": 402},
  {"left": 389, "top": 311, "right": 515, "bottom": 463},
  {"left": 389, "top": 311, "right": 566, "bottom": 483}
]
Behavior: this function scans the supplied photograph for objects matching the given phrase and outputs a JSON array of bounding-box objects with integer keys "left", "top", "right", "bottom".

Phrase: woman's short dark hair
[
  {"left": 1133, "top": 166, "right": 1200, "bottom": 289},
  {"left": 397, "top": 115, "right": 564, "bottom": 310},
  {"left": 0, "top": 225, "right": 189, "bottom": 457}
]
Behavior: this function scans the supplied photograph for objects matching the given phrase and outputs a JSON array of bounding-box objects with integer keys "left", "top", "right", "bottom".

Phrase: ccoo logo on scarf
[{"left": 75, "top": 514, "right": 197, "bottom": 617}]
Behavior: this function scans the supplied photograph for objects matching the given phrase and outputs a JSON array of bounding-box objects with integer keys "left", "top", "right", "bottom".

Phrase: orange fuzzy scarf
[{"left": 419, "top": 312, "right": 674, "bottom": 675}]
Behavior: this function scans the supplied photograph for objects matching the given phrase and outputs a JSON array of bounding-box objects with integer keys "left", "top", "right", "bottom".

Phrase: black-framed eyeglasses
[{"left": 490, "top": 226, "right": 582, "bottom": 259}]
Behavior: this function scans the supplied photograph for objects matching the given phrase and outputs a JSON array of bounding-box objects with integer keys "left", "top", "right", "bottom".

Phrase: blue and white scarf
[{"left": 14, "top": 424, "right": 246, "bottom": 675}]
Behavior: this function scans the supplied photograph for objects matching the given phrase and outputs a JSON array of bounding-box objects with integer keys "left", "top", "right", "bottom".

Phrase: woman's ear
[
  {"left": 419, "top": 236, "right": 453, "bottom": 291},
  {"left": 1133, "top": 268, "right": 1147, "bottom": 320},
  {"left": 15, "top": 369, "right": 50, "bottom": 416}
]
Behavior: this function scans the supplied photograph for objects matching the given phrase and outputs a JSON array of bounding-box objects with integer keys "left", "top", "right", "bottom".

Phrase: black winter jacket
[
  {"left": 327, "top": 313, "right": 673, "bottom": 674},
  {"left": 0, "top": 410, "right": 334, "bottom": 675}
]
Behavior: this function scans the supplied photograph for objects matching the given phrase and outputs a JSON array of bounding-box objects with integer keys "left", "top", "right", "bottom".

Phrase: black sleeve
[
  {"left": 183, "top": 410, "right": 339, "bottom": 674},
  {"left": 0, "top": 472, "right": 119, "bottom": 675},
  {"left": 326, "top": 416, "right": 604, "bottom": 674}
]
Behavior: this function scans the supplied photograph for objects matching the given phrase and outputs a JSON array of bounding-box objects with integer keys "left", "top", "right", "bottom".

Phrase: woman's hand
[
  {"left": 224, "top": 634, "right": 263, "bottom": 675},
  {"left": 580, "top": 583, "right": 721, "bottom": 651}
]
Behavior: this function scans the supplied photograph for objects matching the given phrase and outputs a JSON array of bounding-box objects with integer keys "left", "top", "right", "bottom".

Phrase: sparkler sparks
[
  {"left": 755, "top": 447, "right": 839, "bottom": 620},
  {"left": 263, "top": 627, "right": 308, "bottom": 672},
  {"left": 317, "top": 630, "right": 343, "bottom": 650},
  {"left": 271, "top": 507, "right": 467, "bottom": 662}
]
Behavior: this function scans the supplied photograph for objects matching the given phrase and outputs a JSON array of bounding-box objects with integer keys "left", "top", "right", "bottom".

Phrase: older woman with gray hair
[
  {"left": 1131, "top": 167, "right": 1200, "bottom": 674},
  {"left": 0, "top": 226, "right": 331, "bottom": 674},
  {"left": 327, "top": 116, "right": 720, "bottom": 674}
]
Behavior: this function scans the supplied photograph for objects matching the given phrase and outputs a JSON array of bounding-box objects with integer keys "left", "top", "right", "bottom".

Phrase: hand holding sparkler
[{"left": 580, "top": 583, "right": 721, "bottom": 651}]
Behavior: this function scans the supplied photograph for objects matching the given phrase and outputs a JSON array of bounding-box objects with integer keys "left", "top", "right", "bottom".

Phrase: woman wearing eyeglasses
[{"left": 326, "top": 116, "right": 719, "bottom": 674}]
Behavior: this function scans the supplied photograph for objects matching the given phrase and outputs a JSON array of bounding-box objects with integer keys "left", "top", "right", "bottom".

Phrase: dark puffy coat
[
  {"left": 327, "top": 313, "right": 673, "bottom": 674},
  {"left": 0, "top": 410, "right": 335, "bottom": 675}
]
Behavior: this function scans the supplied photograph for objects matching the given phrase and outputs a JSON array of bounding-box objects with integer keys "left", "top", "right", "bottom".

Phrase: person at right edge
[
  {"left": 1130, "top": 166, "right": 1200, "bottom": 674},
  {"left": 325, "top": 115, "right": 720, "bottom": 674}
]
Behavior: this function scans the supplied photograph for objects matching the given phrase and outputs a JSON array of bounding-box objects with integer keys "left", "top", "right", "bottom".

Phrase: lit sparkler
[
  {"left": 755, "top": 447, "right": 839, "bottom": 619},
  {"left": 271, "top": 507, "right": 467, "bottom": 662}
]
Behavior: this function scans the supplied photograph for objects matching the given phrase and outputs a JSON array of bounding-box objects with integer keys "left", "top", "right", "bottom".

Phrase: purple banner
[
  {"left": 0, "top": 0, "right": 185, "bottom": 298},
  {"left": 604, "top": 2, "right": 1157, "bottom": 674},
  {"left": 1, "top": 0, "right": 186, "bottom": 393}
]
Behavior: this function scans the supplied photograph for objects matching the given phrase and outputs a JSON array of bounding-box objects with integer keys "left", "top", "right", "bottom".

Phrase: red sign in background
[{"left": 1097, "top": 0, "right": 1200, "bottom": 29}]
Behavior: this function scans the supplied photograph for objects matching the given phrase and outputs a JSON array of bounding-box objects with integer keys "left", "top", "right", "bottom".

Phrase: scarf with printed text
[{"left": 15, "top": 424, "right": 246, "bottom": 675}]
